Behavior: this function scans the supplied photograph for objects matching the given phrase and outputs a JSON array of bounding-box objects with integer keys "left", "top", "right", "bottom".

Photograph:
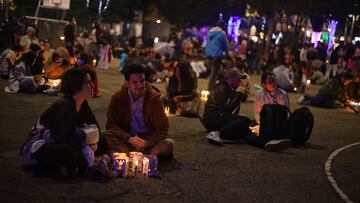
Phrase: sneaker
[
  {"left": 297, "top": 96, "right": 305, "bottom": 104},
  {"left": 206, "top": 131, "right": 223, "bottom": 146},
  {"left": 264, "top": 139, "right": 292, "bottom": 152}
]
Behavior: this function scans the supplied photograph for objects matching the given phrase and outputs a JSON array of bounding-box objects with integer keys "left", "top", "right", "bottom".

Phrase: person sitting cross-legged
[{"left": 104, "top": 64, "right": 174, "bottom": 160}]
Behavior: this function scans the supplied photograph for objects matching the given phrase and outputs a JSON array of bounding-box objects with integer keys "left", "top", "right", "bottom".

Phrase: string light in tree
[{"left": 98, "top": 0, "right": 102, "bottom": 15}]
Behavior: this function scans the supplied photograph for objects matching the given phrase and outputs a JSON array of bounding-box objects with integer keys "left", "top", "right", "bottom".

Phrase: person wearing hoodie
[
  {"left": 205, "top": 20, "right": 228, "bottom": 91},
  {"left": 104, "top": 64, "right": 174, "bottom": 160}
]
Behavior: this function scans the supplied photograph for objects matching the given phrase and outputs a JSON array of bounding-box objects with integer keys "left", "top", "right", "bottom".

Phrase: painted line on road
[
  {"left": 99, "top": 88, "right": 114, "bottom": 95},
  {"left": 325, "top": 142, "right": 360, "bottom": 203}
]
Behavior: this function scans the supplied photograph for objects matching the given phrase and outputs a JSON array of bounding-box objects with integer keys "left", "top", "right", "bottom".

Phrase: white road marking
[
  {"left": 325, "top": 142, "right": 360, "bottom": 203},
  {"left": 99, "top": 88, "right": 114, "bottom": 95}
]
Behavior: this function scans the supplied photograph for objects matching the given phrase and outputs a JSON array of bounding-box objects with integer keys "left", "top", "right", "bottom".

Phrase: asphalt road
[{"left": 0, "top": 59, "right": 359, "bottom": 202}]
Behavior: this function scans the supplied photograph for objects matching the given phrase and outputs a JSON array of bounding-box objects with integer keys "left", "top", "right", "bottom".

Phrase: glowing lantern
[
  {"left": 112, "top": 152, "right": 129, "bottom": 177},
  {"left": 201, "top": 90, "right": 210, "bottom": 102},
  {"left": 142, "top": 154, "right": 158, "bottom": 176},
  {"left": 128, "top": 152, "right": 143, "bottom": 176}
]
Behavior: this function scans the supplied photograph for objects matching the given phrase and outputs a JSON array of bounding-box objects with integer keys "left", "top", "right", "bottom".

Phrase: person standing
[
  {"left": 205, "top": 20, "right": 228, "bottom": 91},
  {"left": 64, "top": 17, "right": 77, "bottom": 47}
]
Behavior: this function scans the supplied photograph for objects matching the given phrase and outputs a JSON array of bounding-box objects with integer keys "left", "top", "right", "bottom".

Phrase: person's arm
[
  {"left": 105, "top": 94, "right": 132, "bottom": 142},
  {"left": 44, "top": 100, "right": 79, "bottom": 145},
  {"left": 144, "top": 96, "right": 169, "bottom": 146},
  {"left": 254, "top": 91, "right": 263, "bottom": 125}
]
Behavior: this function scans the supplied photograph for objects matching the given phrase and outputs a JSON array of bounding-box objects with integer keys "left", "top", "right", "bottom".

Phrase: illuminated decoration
[
  {"left": 156, "top": 19, "right": 161, "bottom": 24},
  {"left": 259, "top": 32, "right": 264, "bottom": 40},
  {"left": 201, "top": 90, "right": 210, "bottom": 102},
  {"left": 227, "top": 16, "right": 242, "bottom": 46},
  {"left": 128, "top": 152, "right": 143, "bottom": 176},
  {"left": 327, "top": 20, "right": 337, "bottom": 53},
  {"left": 164, "top": 106, "right": 170, "bottom": 116},
  {"left": 322, "top": 33, "right": 329, "bottom": 43},
  {"left": 154, "top": 37, "right": 159, "bottom": 44},
  {"left": 311, "top": 32, "right": 322, "bottom": 48},
  {"left": 104, "top": 0, "right": 110, "bottom": 11},
  {"left": 112, "top": 152, "right": 129, "bottom": 177},
  {"left": 272, "top": 32, "right": 283, "bottom": 45},
  {"left": 142, "top": 155, "right": 158, "bottom": 177},
  {"left": 260, "top": 17, "right": 266, "bottom": 31},
  {"left": 86, "top": 0, "right": 111, "bottom": 15},
  {"left": 98, "top": 0, "right": 102, "bottom": 15},
  {"left": 219, "top": 13, "right": 223, "bottom": 20}
]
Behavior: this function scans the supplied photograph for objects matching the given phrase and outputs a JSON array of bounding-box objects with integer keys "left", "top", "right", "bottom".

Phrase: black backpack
[
  {"left": 259, "top": 104, "right": 289, "bottom": 140},
  {"left": 287, "top": 107, "right": 314, "bottom": 146}
]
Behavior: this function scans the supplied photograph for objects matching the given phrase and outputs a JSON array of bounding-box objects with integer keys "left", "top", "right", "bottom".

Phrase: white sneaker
[
  {"left": 297, "top": 96, "right": 305, "bottom": 104},
  {"left": 264, "top": 139, "right": 292, "bottom": 152},
  {"left": 206, "top": 131, "right": 223, "bottom": 146}
]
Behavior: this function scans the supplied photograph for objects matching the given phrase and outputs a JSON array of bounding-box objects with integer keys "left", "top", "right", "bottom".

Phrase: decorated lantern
[
  {"left": 112, "top": 152, "right": 129, "bottom": 177},
  {"left": 142, "top": 154, "right": 158, "bottom": 177},
  {"left": 128, "top": 152, "right": 143, "bottom": 176}
]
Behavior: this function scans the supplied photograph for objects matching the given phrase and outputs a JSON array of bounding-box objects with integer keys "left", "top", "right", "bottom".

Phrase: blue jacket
[{"left": 205, "top": 27, "right": 228, "bottom": 59}]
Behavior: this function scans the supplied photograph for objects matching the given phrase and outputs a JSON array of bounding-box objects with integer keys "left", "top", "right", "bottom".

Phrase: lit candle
[
  {"left": 129, "top": 152, "right": 143, "bottom": 177},
  {"left": 92, "top": 59, "right": 97, "bottom": 67},
  {"left": 306, "top": 80, "right": 311, "bottom": 86},
  {"left": 165, "top": 106, "right": 170, "bottom": 116},
  {"left": 201, "top": 90, "right": 209, "bottom": 102}
]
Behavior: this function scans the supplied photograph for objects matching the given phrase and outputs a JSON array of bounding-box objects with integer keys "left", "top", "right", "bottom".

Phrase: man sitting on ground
[{"left": 104, "top": 64, "right": 174, "bottom": 159}]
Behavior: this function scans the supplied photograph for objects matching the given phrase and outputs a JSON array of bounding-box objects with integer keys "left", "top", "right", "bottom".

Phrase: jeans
[
  {"left": 305, "top": 91, "right": 335, "bottom": 108},
  {"left": 203, "top": 111, "right": 251, "bottom": 140}
]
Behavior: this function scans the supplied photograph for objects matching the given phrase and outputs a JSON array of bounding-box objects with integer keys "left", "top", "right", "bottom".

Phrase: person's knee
[{"left": 153, "top": 138, "right": 175, "bottom": 156}]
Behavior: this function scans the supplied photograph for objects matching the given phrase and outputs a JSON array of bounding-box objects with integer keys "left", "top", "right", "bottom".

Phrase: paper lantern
[
  {"left": 143, "top": 154, "right": 158, "bottom": 177},
  {"left": 128, "top": 152, "right": 143, "bottom": 176}
]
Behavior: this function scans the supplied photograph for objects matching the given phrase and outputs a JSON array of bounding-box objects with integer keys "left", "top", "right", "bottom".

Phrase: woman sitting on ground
[
  {"left": 163, "top": 62, "right": 200, "bottom": 117},
  {"left": 5, "top": 50, "right": 43, "bottom": 94},
  {"left": 20, "top": 67, "right": 109, "bottom": 177}
]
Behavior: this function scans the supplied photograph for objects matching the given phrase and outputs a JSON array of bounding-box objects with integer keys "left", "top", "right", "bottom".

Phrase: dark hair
[
  {"left": 60, "top": 67, "right": 92, "bottom": 97},
  {"left": 29, "top": 43, "right": 41, "bottom": 52},
  {"left": 15, "top": 51, "right": 36, "bottom": 66},
  {"left": 261, "top": 71, "right": 276, "bottom": 84},
  {"left": 216, "top": 20, "right": 226, "bottom": 29},
  {"left": 123, "top": 63, "right": 145, "bottom": 81},
  {"left": 77, "top": 53, "right": 91, "bottom": 65},
  {"left": 144, "top": 66, "right": 156, "bottom": 83}
]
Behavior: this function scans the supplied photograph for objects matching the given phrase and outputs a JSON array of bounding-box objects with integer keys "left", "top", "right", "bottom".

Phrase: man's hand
[{"left": 128, "top": 135, "right": 148, "bottom": 151}]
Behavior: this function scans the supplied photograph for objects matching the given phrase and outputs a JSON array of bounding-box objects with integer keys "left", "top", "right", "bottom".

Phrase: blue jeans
[
  {"left": 305, "top": 91, "right": 335, "bottom": 108},
  {"left": 19, "top": 78, "right": 37, "bottom": 94}
]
